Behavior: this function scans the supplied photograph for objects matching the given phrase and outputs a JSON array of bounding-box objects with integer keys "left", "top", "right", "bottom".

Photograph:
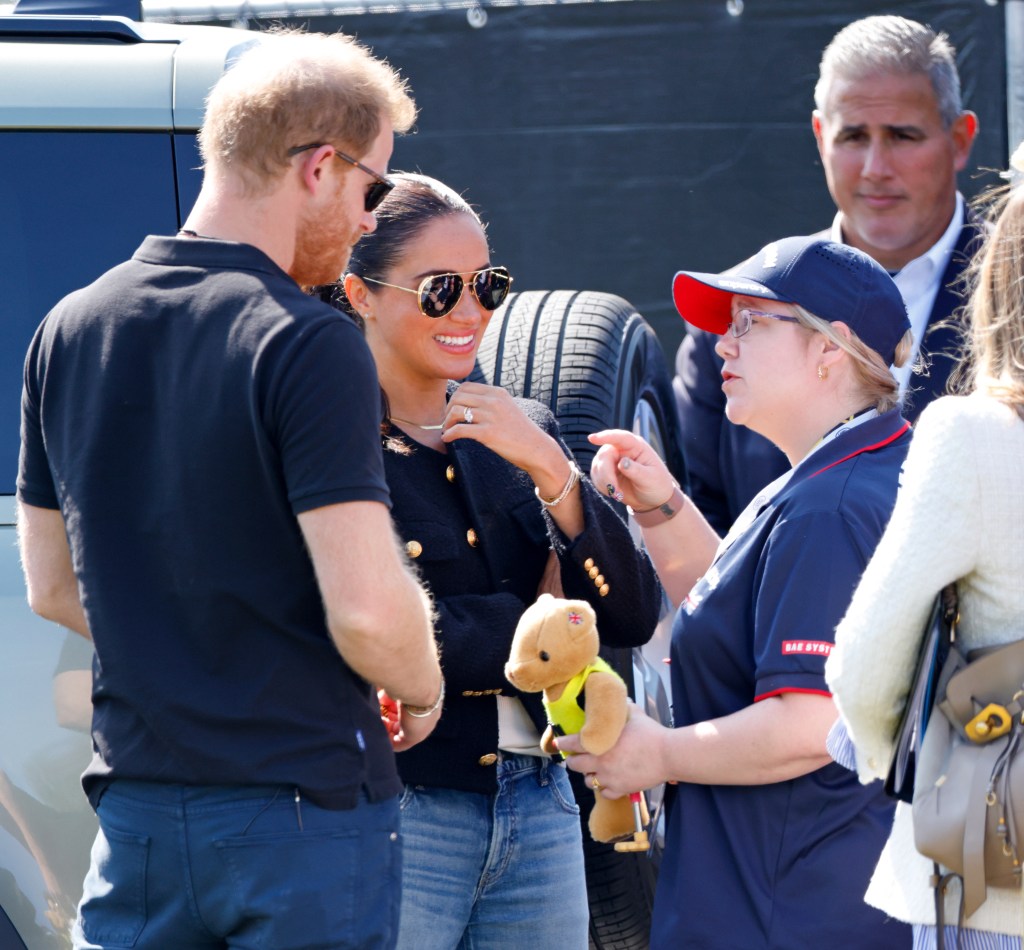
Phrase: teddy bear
[{"left": 505, "top": 593, "right": 645, "bottom": 844}]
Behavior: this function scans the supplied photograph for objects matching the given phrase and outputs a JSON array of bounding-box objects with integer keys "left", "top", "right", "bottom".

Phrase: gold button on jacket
[
  {"left": 478, "top": 753, "right": 498, "bottom": 767},
  {"left": 406, "top": 540, "right": 423, "bottom": 559}
]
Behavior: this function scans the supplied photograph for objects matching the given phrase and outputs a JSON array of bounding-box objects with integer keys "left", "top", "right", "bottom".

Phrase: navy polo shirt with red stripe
[{"left": 651, "top": 409, "right": 912, "bottom": 949}]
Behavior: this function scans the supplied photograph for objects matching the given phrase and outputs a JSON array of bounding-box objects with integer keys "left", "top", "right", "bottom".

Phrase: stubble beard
[{"left": 290, "top": 201, "right": 358, "bottom": 288}]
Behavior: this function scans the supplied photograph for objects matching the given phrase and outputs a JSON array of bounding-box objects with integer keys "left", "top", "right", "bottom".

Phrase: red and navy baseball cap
[{"left": 671, "top": 236, "right": 910, "bottom": 365}]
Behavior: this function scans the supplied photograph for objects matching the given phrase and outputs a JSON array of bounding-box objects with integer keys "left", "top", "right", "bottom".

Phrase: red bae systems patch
[{"left": 782, "top": 640, "right": 833, "bottom": 657}]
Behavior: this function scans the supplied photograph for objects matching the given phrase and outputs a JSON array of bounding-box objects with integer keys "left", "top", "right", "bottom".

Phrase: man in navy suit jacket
[{"left": 674, "top": 15, "right": 981, "bottom": 533}]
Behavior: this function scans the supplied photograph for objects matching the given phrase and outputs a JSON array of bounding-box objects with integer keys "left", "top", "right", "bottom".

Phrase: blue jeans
[
  {"left": 396, "top": 754, "right": 589, "bottom": 950},
  {"left": 73, "top": 781, "right": 401, "bottom": 949}
]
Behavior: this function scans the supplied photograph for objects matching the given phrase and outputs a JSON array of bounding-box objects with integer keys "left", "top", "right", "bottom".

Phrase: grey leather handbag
[{"left": 912, "top": 591, "right": 1024, "bottom": 921}]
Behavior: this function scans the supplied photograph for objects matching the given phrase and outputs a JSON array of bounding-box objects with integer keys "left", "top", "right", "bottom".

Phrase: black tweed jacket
[{"left": 385, "top": 390, "right": 662, "bottom": 793}]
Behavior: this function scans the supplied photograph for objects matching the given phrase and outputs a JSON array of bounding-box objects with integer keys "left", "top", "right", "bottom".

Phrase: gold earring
[{"left": 818, "top": 365, "right": 829, "bottom": 381}]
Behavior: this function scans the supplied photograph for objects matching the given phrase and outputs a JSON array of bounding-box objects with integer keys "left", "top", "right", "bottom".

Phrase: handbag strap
[
  {"left": 938, "top": 583, "right": 959, "bottom": 651},
  {"left": 929, "top": 583, "right": 962, "bottom": 943},
  {"left": 931, "top": 862, "right": 966, "bottom": 946},
  {"left": 961, "top": 739, "right": 1010, "bottom": 917}
]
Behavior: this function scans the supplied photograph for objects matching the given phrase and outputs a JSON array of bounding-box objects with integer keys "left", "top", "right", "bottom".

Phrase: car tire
[
  {"left": 470, "top": 289, "right": 682, "bottom": 950},
  {"left": 470, "top": 289, "right": 686, "bottom": 486}
]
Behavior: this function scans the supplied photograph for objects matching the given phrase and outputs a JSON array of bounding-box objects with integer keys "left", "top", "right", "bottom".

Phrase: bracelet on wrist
[
  {"left": 403, "top": 677, "right": 445, "bottom": 718},
  {"left": 628, "top": 483, "right": 686, "bottom": 527},
  {"left": 535, "top": 462, "right": 581, "bottom": 509}
]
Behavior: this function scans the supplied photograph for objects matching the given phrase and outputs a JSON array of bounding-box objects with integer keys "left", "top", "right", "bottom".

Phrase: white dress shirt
[{"left": 829, "top": 193, "right": 965, "bottom": 400}]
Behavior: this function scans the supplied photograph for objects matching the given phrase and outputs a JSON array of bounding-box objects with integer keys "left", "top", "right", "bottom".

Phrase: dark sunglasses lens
[
  {"left": 364, "top": 180, "right": 393, "bottom": 213},
  {"left": 419, "top": 274, "right": 463, "bottom": 318},
  {"left": 474, "top": 268, "right": 512, "bottom": 311}
]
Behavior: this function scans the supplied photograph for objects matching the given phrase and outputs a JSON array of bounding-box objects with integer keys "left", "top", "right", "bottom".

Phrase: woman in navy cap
[{"left": 558, "top": 235, "right": 914, "bottom": 948}]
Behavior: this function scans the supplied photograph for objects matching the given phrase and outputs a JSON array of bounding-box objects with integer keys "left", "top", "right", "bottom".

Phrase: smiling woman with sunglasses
[
  {"left": 362, "top": 265, "right": 513, "bottom": 317},
  {"left": 319, "top": 172, "right": 660, "bottom": 950},
  {"left": 559, "top": 236, "right": 917, "bottom": 948}
]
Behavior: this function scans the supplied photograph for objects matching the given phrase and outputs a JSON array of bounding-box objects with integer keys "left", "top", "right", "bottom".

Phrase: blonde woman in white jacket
[{"left": 826, "top": 181, "right": 1024, "bottom": 949}]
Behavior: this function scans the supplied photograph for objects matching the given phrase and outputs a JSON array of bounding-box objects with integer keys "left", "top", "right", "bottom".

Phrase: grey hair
[
  {"left": 791, "top": 304, "right": 912, "bottom": 414},
  {"left": 814, "top": 15, "right": 962, "bottom": 128}
]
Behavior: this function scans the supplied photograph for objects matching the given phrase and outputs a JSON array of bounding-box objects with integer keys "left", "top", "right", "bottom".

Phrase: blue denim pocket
[
  {"left": 79, "top": 823, "right": 150, "bottom": 948},
  {"left": 214, "top": 826, "right": 399, "bottom": 949},
  {"left": 547, "top": 765, "right": 581, "bottom": 816}
]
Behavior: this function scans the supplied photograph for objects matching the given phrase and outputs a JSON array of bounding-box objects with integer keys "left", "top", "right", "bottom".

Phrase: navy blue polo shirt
[
  {"left": 651, "top": 410, "right": 912, "bottom": 949},
  {"left": 19, "top": 236, "right": 398, "bottom": 810}
]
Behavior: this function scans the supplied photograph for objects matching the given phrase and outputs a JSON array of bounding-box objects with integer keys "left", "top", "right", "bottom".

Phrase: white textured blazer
[{"left": 826, "top": 392, "right": 1024, "bottom": 934}]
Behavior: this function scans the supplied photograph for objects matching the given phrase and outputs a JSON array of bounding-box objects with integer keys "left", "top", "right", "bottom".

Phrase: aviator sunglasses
[
  {"left": 363, "top": 267, "right": 514, "bottom": 318},
  {"left": 288, "top": 143, "right": 394, "bottom": 212}
]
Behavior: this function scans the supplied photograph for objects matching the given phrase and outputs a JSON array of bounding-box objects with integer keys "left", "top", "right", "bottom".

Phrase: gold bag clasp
[{"left": 966, "top": 704, "right": 1013, "bottom": 743}]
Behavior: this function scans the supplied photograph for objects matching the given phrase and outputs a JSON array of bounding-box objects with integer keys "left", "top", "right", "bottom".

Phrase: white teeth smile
[{"left": 435, "top": 334, "right": 473, "bottom": 346}]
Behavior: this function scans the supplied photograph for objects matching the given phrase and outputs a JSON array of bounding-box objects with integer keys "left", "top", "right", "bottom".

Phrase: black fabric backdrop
[{"left": 251, "top": 0, "right": 1008, "bottom": 360}]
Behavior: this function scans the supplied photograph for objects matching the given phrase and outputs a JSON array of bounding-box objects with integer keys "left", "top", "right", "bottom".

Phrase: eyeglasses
[
  {"left": 288, "top": 143, "right": 394, "bottom": 212},
  {"left": 363, "top": 267, "right": 514, "bottom": 318},
  {"left": 729, "top": 307, "right": 801, "bottom": 338}
]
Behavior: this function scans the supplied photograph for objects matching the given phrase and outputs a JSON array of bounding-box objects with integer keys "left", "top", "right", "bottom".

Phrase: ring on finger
[{"left": 464, "top": 406, "right": 474, "bottom": 425}]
